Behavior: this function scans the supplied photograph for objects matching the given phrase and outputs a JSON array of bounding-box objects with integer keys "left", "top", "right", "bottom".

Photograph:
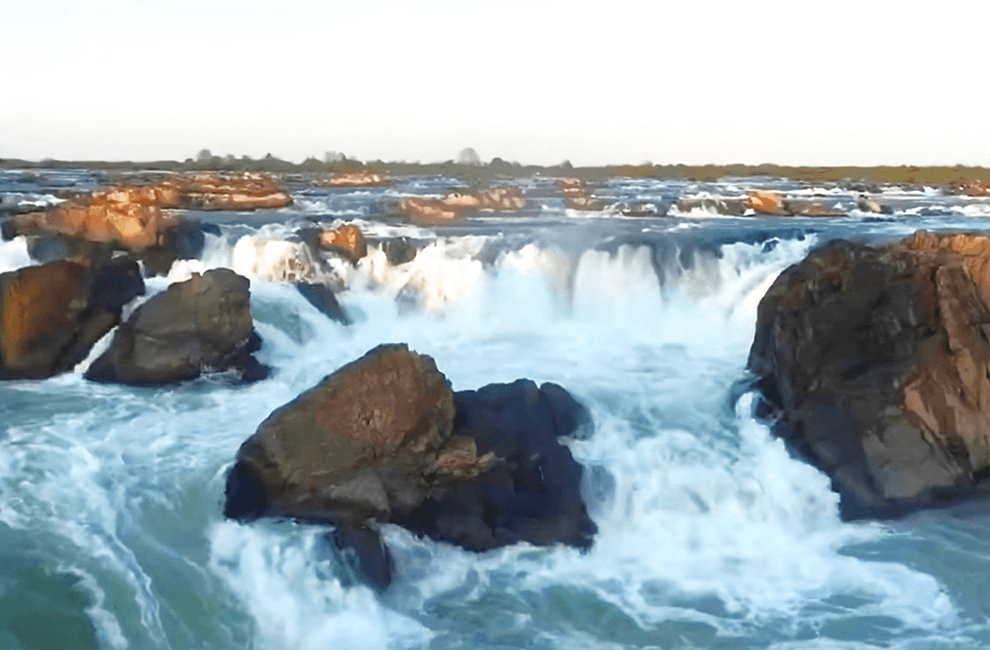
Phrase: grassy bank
[{"left": 1, "top": 156, "right": 988, "bottom": 187}]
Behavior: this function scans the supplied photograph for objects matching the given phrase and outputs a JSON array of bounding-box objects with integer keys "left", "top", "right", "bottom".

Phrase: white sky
[{"left": 1, "top": 0, "right": 988, "bottom": 166}]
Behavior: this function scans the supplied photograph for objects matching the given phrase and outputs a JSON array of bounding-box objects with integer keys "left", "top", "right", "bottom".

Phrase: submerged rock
[
  {"left": 0, "top": 258, "right": 144, "bottom": 379},
  {"left": 295, "top": 283, "right": 349, "bottom": 324},
  {"left": 224, "top": 344, "right": 596, "bottom": 588},
  {"left": 85, "top": 268, "right": 267, "bottom": 385},
  {"left": 749, "top": 233, "right": 990, "bottom": 518}
]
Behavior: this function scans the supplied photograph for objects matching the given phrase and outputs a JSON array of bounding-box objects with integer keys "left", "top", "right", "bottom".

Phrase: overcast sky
[{"left": 1, "top": 0, "right": 987, "bottom": 166}]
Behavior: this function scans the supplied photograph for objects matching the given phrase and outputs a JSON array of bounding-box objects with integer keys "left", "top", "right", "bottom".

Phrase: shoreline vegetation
[{"left": 2, "top": 154, "right": 989, "bottom": 187}]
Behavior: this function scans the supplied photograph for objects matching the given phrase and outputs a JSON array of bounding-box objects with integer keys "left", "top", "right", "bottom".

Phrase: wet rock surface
[
  {"left": 224, "top": 344, "right": 596, "bottom": 588},
  {"left": 749, "top": 233, "right": 990, "bottom": 518},
  {"left": 0, "top": 258, "right": 144, "bottom": 379},
  {"left": 85, "top": 268, "right": 267, "bottom": 386}
]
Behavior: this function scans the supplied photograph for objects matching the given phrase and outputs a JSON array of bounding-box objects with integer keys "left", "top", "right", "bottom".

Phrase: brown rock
[
  {"left": 397, "top": 197, "right": 462, "bottom": 224},
  {"left": 784, "top": 199, "right": 846, "bottom": 217},
  {"left": 317, "top": 224, "right": 367, "bottom": 262},
  {"left": 322, "top": 172, "right": 390, "bottom": 187},
  {"left": 749, "top": 234, "right": 990, "bottom": 517},
  {"left": 1, "top": 258, "right": 144, "bottom": 379},
  {"left": 228, "top": 344, "right": 455, "bottom": 523},
  {"left": 954, "top": 180, "right": 990, "bottom": 197},
  {"left": 746, "top": 190, "right": 788, "bottom": 215}
]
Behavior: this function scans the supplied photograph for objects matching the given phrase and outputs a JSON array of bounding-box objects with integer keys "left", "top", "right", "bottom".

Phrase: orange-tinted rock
[
  {"left": 161, "top": 172, "right": 292, "bottom": 211},
  {"left": 557, "top": 178, "right": 603, "bottom": 211},
  {"left": 746, "top": 190, "right": 788, "bottom": 215},
  {"left": 784, "top": 200, "right": 846, "bottom": 217},
  {"left": 750, "top": 234, "right": 990, "bottom": 517},
  {"left": 954, "top": 180, "right": 990, "bottom": 197},
  {"left": 1, "top": 258, "right": 144, "bottom": 379},
  {"left": 442, "top": 187, "right": 526, "bottom": 211},
  {"left": 397, "top": 197, "right": 462, "bottom": 224},
  {"left": 906, "top": 231, "right": 990, "bottom": 310},
  {"left": 318, "top": 223, "right": 367, "bottom": 262},
  {"left": 322, "top": 172, "right": 390, "bottom": 187}
]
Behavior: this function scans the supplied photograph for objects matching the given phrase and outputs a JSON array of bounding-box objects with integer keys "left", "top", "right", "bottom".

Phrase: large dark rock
[
  {"left": 749, "top": 235, "right": 990, "bottom": 518},
  {"left": 224, "top": 345, "right": 597, "bottom": 588},
  {"left": 0, "top": 258, "right": 144, "bottom": 380},
  {"left": 85, "top": 268, "right": 267, "bottom": 385},
  {"left": 399, "top": 380, "right": 597, "bottom": 552},
  {"left": 295, "top": 283, "right": 349, "bottom": 324}
]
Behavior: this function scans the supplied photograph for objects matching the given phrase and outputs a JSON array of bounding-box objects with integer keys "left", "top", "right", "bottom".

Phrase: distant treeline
[{"left": 1, "top": 154, "right": 988, "bottom": 186}]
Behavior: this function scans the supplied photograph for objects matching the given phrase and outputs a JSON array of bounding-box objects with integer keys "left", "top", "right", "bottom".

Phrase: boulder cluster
[
  {"left": 749, "top": 231, "right": 990, "bottom": 517},
  {"left": 224, "top": 344, "right": 596, "bottom": 589},
  {"left": 395, "top": 187, "right": 527, "bottom": 225}
]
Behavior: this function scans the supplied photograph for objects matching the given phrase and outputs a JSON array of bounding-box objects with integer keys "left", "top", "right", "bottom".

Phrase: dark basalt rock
[
  {"left": 748, "top": 236, "right": 990, "bottom": 518},
  {"left": 328, "top": 526, "right": 393, "bottom": 593},
  {"left": 0, "top": 258, "right": 144, "bottom": 380},
  {"left": 398, "top": 380, "right": 597, "bottom": 552},
  {"left": 85, "top": 268, "right": 268, "bottom": 386},
  {"left": 295, "top": 283, "right": 350, "bottom": 324},
  {"left": 224, "top": 345, "right": 597, "bottom": 588},
  {"left": 139, "top": 220, "right": 222, "bottom": 277},
  {"left": 378, "top": 237, "right": 420, "bottom": 266}
]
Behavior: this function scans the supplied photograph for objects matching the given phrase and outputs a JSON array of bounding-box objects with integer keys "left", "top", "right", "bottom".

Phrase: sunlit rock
[
  {"left": 317, "top": 223, "right": 367, "bottom": 262},
  {"left": 224, "top": 344, "right": 596, "bottom": 588},
  {"left": 321, "top": 172, "right": 391, "bottom": 187},
  {"left": 749, "top": 233, "right": 990, "bottom": 518},
  {"left": 0, "top": 258, "right": 144, "bottom": 379}
]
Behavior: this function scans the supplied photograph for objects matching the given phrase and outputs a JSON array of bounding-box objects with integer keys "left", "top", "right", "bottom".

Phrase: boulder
[
  {"left": 749, "top": 234, "right": 990, "bottom": 518},
  {"left": 295, "top": 283, "right": 350, "bottom": 324},
  {"left": 952, "top": 180, "right": 990, "bottom": 197},
  {"left": 321, "top": 172, "right": 390, "bottom": 187},
  {"left": 675, "top": 197, "right": 748, "bottom": 216},
  {"left": 746, "top": 190, "right": 788, "bottom": 215},
  {"left": 85, "top": 268, "right": 268, "bottom": 386},
  {"left": 557, "top": 178, "right": 604, "bottom": 211},
  {"left": 378, "top": 237, "right": 420, "bottom": 266},
  {"left": 784, "top": 200, "right": 846, "bottom": 217},
  {"left": 396, "top": 197, "right": 461, "bottom": 224},
  {"left": 317, "top": 224, "right": 367, "bottom": 262},
  {"left": 224, "top": 344, "right": 456, "bottom": 523},
  {"left": 856, "top": 195, "right": 894, "bottom": 214},
  {"left": 224, "top": 345, "right": 597, "bottom": 586},
  {"left": 161, "top": 172, "right": 292, "bottom": 210},
  {"left": 1, "top": 258, "right": 144, "bottom": 379}
]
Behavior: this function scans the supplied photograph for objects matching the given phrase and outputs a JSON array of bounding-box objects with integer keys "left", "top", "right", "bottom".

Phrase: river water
[{"left": 0, "top": 170, "right": 988, "bottom": 649}]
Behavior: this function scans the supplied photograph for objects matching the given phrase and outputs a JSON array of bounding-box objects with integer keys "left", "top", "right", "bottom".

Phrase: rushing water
[{"left": 0, "top": 170, "right": 988, "bottom": 650}]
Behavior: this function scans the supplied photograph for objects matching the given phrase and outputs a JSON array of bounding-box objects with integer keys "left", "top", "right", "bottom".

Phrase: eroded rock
[
  {"left": 85, "top": 268, "right": 267, "bottom": 385},
  {"left": 224, "top": 345, "right": 597, "bottom": 587},
  {"left": 0, "top": 258, "right": 144, "bottom": 379},
  {"left": 749, "top": 234, "right": 990, "bottom": 517}
]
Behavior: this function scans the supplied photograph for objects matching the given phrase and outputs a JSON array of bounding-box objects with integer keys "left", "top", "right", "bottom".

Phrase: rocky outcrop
[
  {"left": 4, "top": 173, "right": 288, "bottom": 256},
  {"left": 316, "top": 224, "right": 367, "bottom": 262},
  {"left": 85, "top": 269, "right": 267, "bottom": 385},
  {"left": 0, "top": 258, "right": 144, "bottom": 379},
  {"left": 746, "top": 190, "right": 788, "bottom": 215},
  {"left": 159, "top": 173, "right": 292, "bottom": 211},
  {"left": 675, "top": 196, "right": 748, "bottom": 216},
  {"left": 749, "top": 233, "right": 990, "bottom": 518},
  {"left": 558, "top": 178, "right": 604, "bottom": 211},
  {"left": 395, "top": 187, "right": 527, "bottom": 225},
  {"left": 8, "top": 185, "right": 179, "bottom": 251},
  {"left": 321, "top": 172, "right": 390, "bottom": 187},
  {"left": 952, "top": 180, "right": 990, "bottom": 197},
  {"left": 224, "top": 344, "right": 596, "bottom": 587},
  {"left": 857, "top": 195, "right": 894, "bottom": 214},
  {"left": 396, "top": 197, "right": 461, "bottom": 224},
  {"left": 295, "top": 283, "right": 349, "bottom": 324}
]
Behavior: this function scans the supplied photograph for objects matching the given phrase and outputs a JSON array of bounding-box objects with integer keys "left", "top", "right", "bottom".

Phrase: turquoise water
[{"left": 0, "top": 171, "right": 988, "bottom": 649}]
